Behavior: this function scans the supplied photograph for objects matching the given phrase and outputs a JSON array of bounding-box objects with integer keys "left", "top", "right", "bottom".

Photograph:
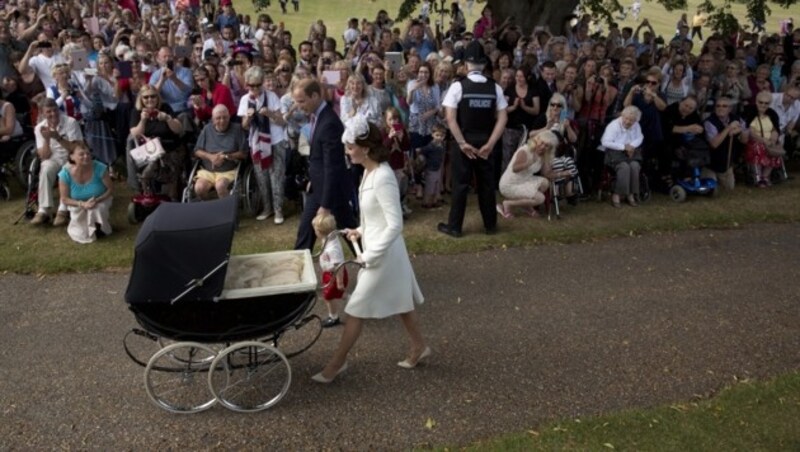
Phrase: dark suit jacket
[{"left": 308, "top": 102, "right": 353, "bottom": 209}]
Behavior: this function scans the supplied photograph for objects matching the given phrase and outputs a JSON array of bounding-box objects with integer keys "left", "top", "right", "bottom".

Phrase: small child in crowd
[
  {"left": 416, "top": 123, "right": 447, "bottom": 208},
  {"left": 550, "top": 143, "right": 580, "bottom": 205},
  {"left": 383, "top": 107, "right": 412, "bottom": 216},
  {"left": 312, "top": 212, "right": 348, "bottom": 328}
]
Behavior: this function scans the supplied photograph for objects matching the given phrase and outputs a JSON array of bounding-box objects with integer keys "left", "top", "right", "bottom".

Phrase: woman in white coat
[{"left": 312, "top": 115, "right": 430, "bottom": 384}]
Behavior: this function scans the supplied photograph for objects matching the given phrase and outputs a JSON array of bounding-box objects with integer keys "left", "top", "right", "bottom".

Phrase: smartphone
[{"left": 116, "top": 61, "right": 133, "bottom": 78}]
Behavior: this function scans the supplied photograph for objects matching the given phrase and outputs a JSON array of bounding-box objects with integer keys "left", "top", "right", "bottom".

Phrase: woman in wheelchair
[
  {"left": 0, "top": 95, "right": 24, "bottom": 157},
  {"left": 129, "top": 86, "right": 185, "bottom": 200},
  {"left": 57, "top": 143, "right": 113, "bottom": 243},
  {"left": 744, "top": 91, "right": 782, "bottom": 187},
  {"left": 600, "top": 105, "right": 644, "bottom": 208}
]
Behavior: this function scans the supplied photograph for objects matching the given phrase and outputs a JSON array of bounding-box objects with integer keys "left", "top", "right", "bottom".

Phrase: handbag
[{"left": 130, "top": 137, "right": 165, "bottom": 168}]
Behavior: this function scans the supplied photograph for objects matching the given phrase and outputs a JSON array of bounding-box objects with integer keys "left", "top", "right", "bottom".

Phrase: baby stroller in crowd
[
  {"left": 123, "top": 196, "right": 333, "bottom": 413},
  {"left": 669, "top": 135, "right": 717, "bottom": 202},
  {"left": 545, "top": 130, "right": 584, "bottom": 220}
]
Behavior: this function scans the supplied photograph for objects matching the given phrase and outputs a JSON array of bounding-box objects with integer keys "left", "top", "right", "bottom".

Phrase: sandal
[
  {"left": 627, "top": 195, "right": 638, "bottom": 207},
  {"left": 611, "top": 195, "right": 621, "bottom": 208},
  {"left": 495, "top": 203, "right": 513, "bottom": 219}
]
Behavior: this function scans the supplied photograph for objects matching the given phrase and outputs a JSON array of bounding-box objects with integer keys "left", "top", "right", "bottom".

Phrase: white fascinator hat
[{"left": 341, "top": 114, "right": 371, "bottom": 144}]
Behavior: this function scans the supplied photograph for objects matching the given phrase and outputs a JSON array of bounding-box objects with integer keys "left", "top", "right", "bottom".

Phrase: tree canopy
[{"left": 396, "top": 0, "right": 799, "bottom": 37}]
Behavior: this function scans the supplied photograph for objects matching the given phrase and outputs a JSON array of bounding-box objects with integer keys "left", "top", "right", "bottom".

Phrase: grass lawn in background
[
  {"left": 231, "top": 0, "right": 800, "bottom": 52},
  {"left": 0, "top": 172, "right": 798, "bottom": 273}
]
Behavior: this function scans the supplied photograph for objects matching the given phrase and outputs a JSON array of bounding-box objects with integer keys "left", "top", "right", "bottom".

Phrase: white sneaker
[
  {"left": 402, "top": 204, "right": 412, "bottom": 215},
  {"left": 256, "top": 210, "right": 271, "bottom": 221},
  {"left": 274, "top": 212, "right": 284, "bottom": 224}
]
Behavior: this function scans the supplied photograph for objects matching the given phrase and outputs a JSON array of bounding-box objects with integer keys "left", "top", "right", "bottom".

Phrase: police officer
[{"left": 437, "top": 40, "right": 508, "bottom": 238}]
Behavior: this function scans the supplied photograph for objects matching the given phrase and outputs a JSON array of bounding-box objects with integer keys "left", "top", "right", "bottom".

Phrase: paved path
[{"left": 1, "top": 224, "right": 799, "bottom": 449}]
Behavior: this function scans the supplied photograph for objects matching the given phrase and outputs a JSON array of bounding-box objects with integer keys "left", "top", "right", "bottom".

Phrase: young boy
[
  {"left": 312, "top": 212, "right": 347, "bottom": 328},
  {"left": 417, "top": 123, "right": 447, "bottom": 208}
]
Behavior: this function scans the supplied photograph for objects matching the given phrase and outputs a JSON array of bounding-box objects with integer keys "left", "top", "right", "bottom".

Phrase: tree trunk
[{"left": 487, "top": 0, "right": 580, "bottom": 36}]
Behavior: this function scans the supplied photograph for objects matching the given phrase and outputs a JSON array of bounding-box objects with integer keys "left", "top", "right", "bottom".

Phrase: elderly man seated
[
  {"left": 31, "top": 98, "right": 83, "bottom": 226},
  {"left": 192, "top": 105, "right": 249, "bottom": 199}
]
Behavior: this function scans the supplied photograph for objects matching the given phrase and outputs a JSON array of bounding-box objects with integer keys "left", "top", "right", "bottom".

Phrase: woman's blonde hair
[
  {"left": 135, "top": 85, "right": 161, "bottom": 111},
  {"left": 244, "top": 66, "right": 264, "bottom": 85},
  {"left": 532, "top": 130, "right": 559, "bottom": 163}
]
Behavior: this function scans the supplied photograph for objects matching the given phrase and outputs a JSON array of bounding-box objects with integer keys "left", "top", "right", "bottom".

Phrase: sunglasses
[
  {"left": 550, "top": 103, "right": 564, "bottom": 108},
  {"left": 142, "top": 95, "right": 157, "bottom": 100},
  {"left": 646, "top": 80, "right": 659, "bottom": 85},
  {"left": 716, "top": 104, "right": 731, "bottom": 108},
  {"left": 757, "top": 101, "right": 771, "bottom": 105},
  {"left": 247, "top": 83, "right": 262, "bottom": 88}
]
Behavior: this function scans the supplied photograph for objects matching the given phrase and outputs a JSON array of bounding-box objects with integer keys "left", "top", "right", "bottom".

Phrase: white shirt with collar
[
  {"left": 770, "top": 92, "right": 800, "bottom": 132},
  {"left": 34, "top": 114, "right": 84, "bottom": 165},
  {"left": 600, "top": 117, "right": 644, "bottom": 151},
  {"left": 442, "top": 71, "right": 508, "bottom": 110}
]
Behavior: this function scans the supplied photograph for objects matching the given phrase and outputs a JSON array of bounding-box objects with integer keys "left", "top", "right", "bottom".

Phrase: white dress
[
  {"left": 498, "top": 146, "right": 549, "bottom": 199},
  {"left": 344, "top": 163, "right": 424, "bottom": 319}
]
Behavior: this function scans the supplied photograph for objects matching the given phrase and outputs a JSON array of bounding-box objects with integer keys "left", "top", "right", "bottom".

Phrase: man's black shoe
[
  {"left": 485, "top": 226, "right": 498, "bottom": 235},
  {"left": 437, "top": 222, "right": 462, "bottom": 238}
]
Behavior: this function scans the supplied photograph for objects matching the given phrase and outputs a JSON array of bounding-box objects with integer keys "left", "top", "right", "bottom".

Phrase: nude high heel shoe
[
  {"left": 397, "top": 346, "right": 432, "bottom": 369},
  {"left": 311, "top": 362, "right": 348, "bottom": 384}
]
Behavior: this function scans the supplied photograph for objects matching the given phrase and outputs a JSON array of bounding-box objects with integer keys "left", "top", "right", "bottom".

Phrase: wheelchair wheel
[
  {"left": 144, "top": 342, "right": 217, "bottom": 414},
  {"left": 14, "top": 140, "right": 36, "bottom": 187},
  {"left": 127, "top": 202, "right": 138, "bottom": 224},
  {"left": 241, "top": 164, "right": 262, "bottom": 217},
  {"left": 670, "top": 185, "right": 687, "bottom": 203},
  {"left": 208, "top": 341, "right": 291, "bottom": 413},
  {"left": 0, "top": 182, "right": 10, "bottom": 201}
]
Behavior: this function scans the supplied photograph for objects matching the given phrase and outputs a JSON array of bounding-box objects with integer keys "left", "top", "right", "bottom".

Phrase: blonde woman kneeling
[{"left": 496, "top": 130, "right": 559, "bottom": 218}]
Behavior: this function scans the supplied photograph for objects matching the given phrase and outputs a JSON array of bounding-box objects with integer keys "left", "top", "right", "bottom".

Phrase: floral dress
[{"left": 407, "top": 84, "right": 440, "bottom": 137}]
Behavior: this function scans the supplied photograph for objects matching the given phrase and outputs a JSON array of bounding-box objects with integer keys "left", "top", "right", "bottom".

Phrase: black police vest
[{"left": 457, "top": 76, "right": 497, "bottom": 147}]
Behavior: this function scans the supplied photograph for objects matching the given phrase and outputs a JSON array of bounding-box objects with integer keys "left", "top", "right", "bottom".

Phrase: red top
[{"left": 193, "top": 82, "right": 236, "bottom": 121}]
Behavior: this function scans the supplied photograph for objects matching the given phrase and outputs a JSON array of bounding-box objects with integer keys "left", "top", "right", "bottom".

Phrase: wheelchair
[
  {"left": 182, "top": 156, "right": 262, "bottom": 217},
  {"left": 543, "top": 144, "right": 584, "bottom": 220},
  {"left": 596, "top": 149, "right": 652, "bottom": 204}
]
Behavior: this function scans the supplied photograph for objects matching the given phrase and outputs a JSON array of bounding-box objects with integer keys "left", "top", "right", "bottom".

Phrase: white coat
[{"left": 344, "top": 163, "right": 424, "bottom": 318}]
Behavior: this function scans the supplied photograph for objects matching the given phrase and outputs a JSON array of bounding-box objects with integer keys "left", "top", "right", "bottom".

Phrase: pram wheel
[
  {"left": 144, "top": 342, "right": 217, "bottom": 414},
  {"left": 208, "top": 341, "right": 291, "bottom": 413},
  {"left": 670, "top": 185, "right": 687, "bottom": 203},
  {"left": 157, "top": 337, "right": 222, "bottom": 365},
  {"left": 276, "top": 314, "right": 323, "bottom": 359}
]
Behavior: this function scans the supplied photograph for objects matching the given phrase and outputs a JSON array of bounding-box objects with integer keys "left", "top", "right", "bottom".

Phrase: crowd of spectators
[{"left": 4, "top": 0, "right": 799, "bottom": 242}]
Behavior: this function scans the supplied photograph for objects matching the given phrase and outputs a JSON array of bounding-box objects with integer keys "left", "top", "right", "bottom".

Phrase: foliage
[{"left": 392, "top": 0, "right": 795, "bottom": 35}]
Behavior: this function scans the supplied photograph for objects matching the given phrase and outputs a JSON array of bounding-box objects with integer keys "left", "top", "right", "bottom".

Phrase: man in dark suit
[{"left": 292, "top": 79, "right": 357, "bottom": 250}]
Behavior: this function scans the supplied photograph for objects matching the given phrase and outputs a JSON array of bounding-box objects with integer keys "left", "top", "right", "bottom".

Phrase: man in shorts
[{"left": 192, "top": 105, "right": 248, "bottom": 199}]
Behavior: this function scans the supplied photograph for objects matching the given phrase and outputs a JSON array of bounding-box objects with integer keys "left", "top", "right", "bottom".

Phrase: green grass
[
  {"left": 231, "top": 0, "right": 800, "bottom": 52},
  {"left": 447, "top": 371, "right": 800, "bottom": 451},
  {"left": 1, "top": 173, "right": 799, "bottom": 273}
]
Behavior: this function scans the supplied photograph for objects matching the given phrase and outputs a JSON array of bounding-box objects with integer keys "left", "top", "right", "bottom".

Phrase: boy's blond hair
[{"left": 312, "top": 212, "right": 337, "bottom": 235}]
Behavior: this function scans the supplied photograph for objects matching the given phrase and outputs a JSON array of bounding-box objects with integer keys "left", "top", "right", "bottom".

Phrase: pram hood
[{"left": 125, "top": 195, "right": 237, "bottom": 305}]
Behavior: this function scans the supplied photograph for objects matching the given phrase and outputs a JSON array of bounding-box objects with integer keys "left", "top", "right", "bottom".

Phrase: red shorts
[{"left": 322, "top": 269, "right": 348, "bottom": 301}]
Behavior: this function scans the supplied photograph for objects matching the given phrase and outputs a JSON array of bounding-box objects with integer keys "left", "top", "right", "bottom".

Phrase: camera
[
  {"left": 166, "top": 61, "right": 174, "bottom": 71},
  {"left": 322, "top": 58, "right": 332, "bottom": 65},
  {"left": 360, "top": 34, "right": 369, "bottom": 42},
  {"left": 226, "top": 60, "right": 242, "bottom": 67}
]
